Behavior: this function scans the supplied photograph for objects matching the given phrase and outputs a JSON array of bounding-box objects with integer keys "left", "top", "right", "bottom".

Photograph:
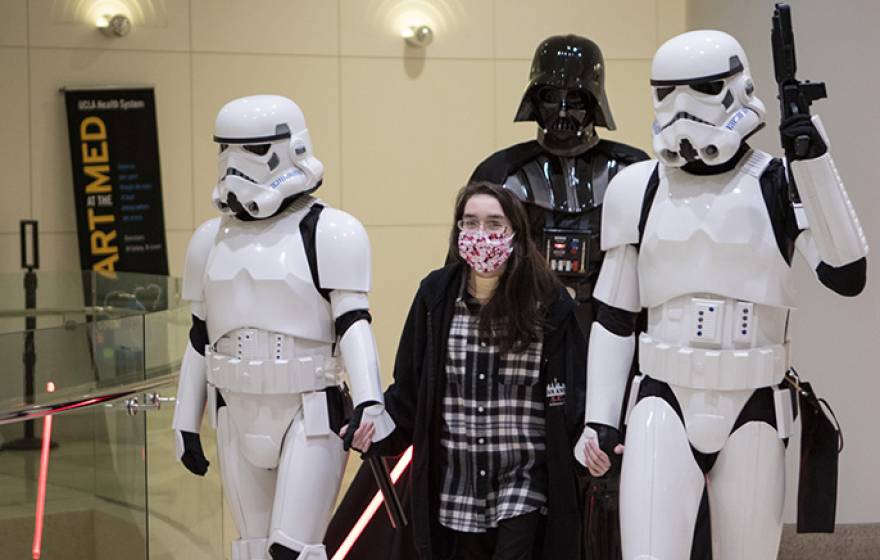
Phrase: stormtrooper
[
  {"left": 171, "top": 95, "right": 395, "bottom": 560},
  {"left": 576, "top": 30, "right": 867, "bottom": 559}
]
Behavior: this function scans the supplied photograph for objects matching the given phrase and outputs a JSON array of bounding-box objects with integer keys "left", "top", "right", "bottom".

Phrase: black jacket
[{"left": 374, "top": 262, "right": 587, "bottom": 560}]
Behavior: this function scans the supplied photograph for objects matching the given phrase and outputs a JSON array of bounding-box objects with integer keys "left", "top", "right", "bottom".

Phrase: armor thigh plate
[{"left": 222, "top": 391, "right": 302, "bottom": 469}]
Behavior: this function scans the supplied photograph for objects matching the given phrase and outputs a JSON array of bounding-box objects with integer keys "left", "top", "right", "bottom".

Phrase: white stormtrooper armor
[
  {"left": 172, "top": 95, "right": 394, "bottom": 560},
  {"left": 575, "top": 31, "right": 867, "bottom": 560}
]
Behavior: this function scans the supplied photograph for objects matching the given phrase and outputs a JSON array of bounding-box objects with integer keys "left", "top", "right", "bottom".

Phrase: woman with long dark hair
[{"left": 343, "top": 182, "right": 587, "bottom": 560}]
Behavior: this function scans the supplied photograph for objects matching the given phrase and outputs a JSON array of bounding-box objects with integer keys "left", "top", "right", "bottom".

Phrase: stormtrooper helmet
[
  {"left": 212, "top": 95, "right": 324, "bottom": 219},
  {"left": 650, "top": 30, "right": 765, "bottom": 167}
]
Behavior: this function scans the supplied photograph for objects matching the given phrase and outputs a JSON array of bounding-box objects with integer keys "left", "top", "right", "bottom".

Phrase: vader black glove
[{"left": 180, "top": 430, "right": 210, "bottom": 476}]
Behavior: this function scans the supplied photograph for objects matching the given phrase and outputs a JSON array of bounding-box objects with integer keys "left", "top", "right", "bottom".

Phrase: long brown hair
[{"left": 447, "top": 182, "right": 560, "bottom": 353}]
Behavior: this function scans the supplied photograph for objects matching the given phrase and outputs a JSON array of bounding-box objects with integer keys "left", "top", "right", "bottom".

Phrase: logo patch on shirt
[{"left": 546, "top": 378, "right": 566, "bottom": 407}]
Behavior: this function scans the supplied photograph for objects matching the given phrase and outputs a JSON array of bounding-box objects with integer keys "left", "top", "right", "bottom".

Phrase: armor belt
[
  {"left": 207, "top": 329, "right": 341, "bottom": 394},
  {"left": 639, "top": 333, "right": 788, "bottom": 391}
]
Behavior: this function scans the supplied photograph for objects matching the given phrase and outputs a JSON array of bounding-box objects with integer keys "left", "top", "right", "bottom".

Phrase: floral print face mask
[{"left": 457, "top": 229, "right": 515, "bottom": 274}]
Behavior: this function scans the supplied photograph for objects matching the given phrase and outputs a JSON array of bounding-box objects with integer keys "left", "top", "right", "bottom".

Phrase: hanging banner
[{"left": 63, "top": 86, "right": 169, "bottom": 277}]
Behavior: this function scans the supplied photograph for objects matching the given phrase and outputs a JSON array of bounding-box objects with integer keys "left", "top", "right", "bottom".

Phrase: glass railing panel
[
  {"left": 0, "top": 313, "right": 148, "bottom": 412},
  {"left": 0, "top": 270, "right": 84, "bottom": 336},
  {"left": 0, "top": 271, "right": 184, "bottom": 337},
  {"left": 0, "top": 270, "right": 214, "bottom": 559},
  {"left": 0, "top": 271, "right": 187, "bottom": 413},
  {"left": 0, "top": 394, "right": 149, "bottom": 559},
  {"left": 0, "top": 329, "right": 26, "bottom": 407},
  {"left": 146, "top": 396, "right": 225, "bottom": 560}
]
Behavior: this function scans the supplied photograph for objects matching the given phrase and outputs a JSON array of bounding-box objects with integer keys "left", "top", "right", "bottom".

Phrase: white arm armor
[
  {"left": 789, "top": 115, "right": 868, "bottom": 267},
  {"left": 573, "top": 165, "right": 648, "bottom": 466},
  {"left": 585, "top": 324, "right": 636, "bottom": 429},
  {"left": 318, "top": 208, "right": 395, "bottom": 441},
  {"left": 587, "top": 245, "right": 640, "bottom": 429},
  {"left": 172, "top": 339, "right": 208, "bottom": 432},
  {"left": 573, "top": 324, "right": 636, "bottom": 467},
  {"left": 330, "top": 292, "right": 383, "bottom": 406},
  {"left": 330, "top": 291, "right": 395, "bottom": 441},
  {"left": 586, "top": 161, "right": 651, "bottom": 428},
  {"left": 172, "top": 219, "right": 219, "bottom": 438}
]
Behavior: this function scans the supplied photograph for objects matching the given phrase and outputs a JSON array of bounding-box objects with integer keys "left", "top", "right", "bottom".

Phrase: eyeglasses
[{"left": 457, "top": 218, "right": 510, "bottom": 234}]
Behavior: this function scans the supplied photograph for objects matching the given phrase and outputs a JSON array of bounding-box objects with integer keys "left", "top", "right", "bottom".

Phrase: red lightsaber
[
  {"left": 331, "top": 446, "right": 413, "bottom": 560},
  {"left": 32, "top": 381, "right": 56, "bottom": 560}
]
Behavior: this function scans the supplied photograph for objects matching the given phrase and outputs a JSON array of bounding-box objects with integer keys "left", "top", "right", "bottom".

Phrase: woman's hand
[
  {"left": 339, "top": 421, "right": 376, "bottom": 454},
  {"left": 574, "top": 423, "right": 624, "bottom": 477},
  {"left": 584, "top": 437, "right": 624, "bottom": 477}
]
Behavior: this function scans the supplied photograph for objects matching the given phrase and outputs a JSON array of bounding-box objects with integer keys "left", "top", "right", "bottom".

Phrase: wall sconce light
[
  {"left": 96, "top": 14, "right": 131, "bottom": 37},
  {"left": 402, "top": 24, "right": 433, "bottom": 48}
]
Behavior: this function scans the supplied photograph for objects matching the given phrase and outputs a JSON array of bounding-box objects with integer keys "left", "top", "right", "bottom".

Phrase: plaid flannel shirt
[{"left": 437, "top": 283, "right": 547, "bottom": 533}]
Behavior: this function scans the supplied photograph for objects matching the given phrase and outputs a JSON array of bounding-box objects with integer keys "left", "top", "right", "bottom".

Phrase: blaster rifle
[{"left": 771, "top": 2, "right": 828, "bottom": 207}]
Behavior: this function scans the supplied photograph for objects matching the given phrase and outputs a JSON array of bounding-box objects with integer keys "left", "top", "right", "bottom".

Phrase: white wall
[{"left": 688, "top": 0, "right": 880, "bottom": 524}]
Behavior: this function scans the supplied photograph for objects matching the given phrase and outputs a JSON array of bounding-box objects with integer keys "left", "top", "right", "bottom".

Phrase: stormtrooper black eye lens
[
  {"left": 243, "top": 143, "right": 271, "bottom": 156},
  {"left": 690, "top": 80, "right": 725, "bottom": 95},
  {"left": 655, "top": 86, "right": 675, "bottom": 101},
  {"left": 218, "top": 143, "right": 229, "bottom": 153}
]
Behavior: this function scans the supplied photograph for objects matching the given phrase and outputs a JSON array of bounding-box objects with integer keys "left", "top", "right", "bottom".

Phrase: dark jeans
[{"left": 451, "top": 511, "right": 542, "bottom": 560}]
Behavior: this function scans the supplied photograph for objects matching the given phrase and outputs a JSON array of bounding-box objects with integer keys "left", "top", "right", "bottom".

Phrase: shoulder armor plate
[
  {"left": 316, "top": 207, "right": 371, "bottom": 292},
  {"left": 601, "top": 160, "right": 658, "bottom": 250},
  {"left": 182, "top": 218, "right": 221, "bottom": 302}
]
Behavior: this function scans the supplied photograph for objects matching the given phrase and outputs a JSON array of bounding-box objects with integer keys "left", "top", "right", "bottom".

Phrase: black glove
[
  {"left": 180, "top": 431, "right": 209, "bottom": 476},
  {"left": 587, "top": 422, "right": 623, "bottom": 478},
  {"left": 341, "top": 400, "right": 381, "bottom": 453},
  {"left": 780, "top": 113, "right": 827, "bottom": 160}
]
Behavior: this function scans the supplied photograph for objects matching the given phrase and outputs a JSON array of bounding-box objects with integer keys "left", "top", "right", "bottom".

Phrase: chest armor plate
[
  {"left": 203, "top": 206, "right": 333, "bottom": 344},
  {"left": 504, "top": 151, "right": 618, "bottom": 215},
  {"left": 504, "top": 151, "right": 623, "bottom": 287},
  {"left": 639, "top": 150, "right": 796, "bottom": 309}
]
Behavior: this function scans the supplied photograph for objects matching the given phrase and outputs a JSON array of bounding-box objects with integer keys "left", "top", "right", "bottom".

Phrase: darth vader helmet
[{"left": 515, "top": 35, "right": 616, "bottom": 154}]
